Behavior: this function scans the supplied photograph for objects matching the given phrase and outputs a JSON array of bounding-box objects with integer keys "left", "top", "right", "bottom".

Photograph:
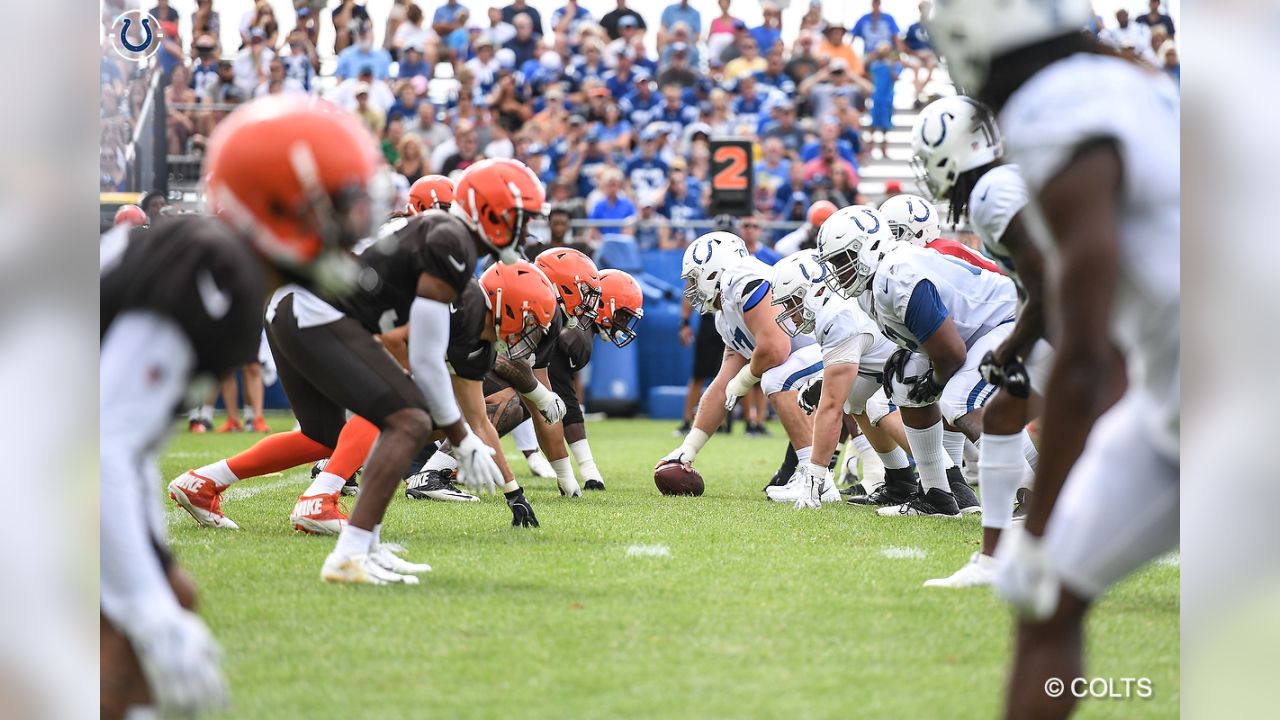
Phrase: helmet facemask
[
  {"left": 821, "top": 247, "right": 873, "bottom": 299},
  {"left": 498, "top": 311, "right": 546, "bottom": 361},
  {"left": 772, "top": 290, "right": 814, "bottom": 338},
  {"left": 598, "top": 305, "right": 642, "bottom": 347}
]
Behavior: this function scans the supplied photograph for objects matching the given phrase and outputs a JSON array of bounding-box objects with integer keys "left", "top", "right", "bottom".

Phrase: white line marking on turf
[
  {"left": 626, "top": 544, "right": 671, "bottom": 558},
  {"left": 880, "top": 546, "right": 927, "bottom": 560},
  {"left": 167, "top": 476, "right": 304, "bottom": 525}
]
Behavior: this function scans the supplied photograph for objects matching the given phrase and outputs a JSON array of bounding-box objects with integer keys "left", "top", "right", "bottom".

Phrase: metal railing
[{"left": 124, "top": 70, "right": 167, "bottom": 195}]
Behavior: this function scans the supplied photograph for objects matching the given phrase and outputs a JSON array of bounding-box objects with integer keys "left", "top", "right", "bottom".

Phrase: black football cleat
[
  {"left": 946, "top": 466, "right": 981, "bottom": 515},
  {"left": 876, "top": 487, "right": 961, "bottom": 517},
  {"left": 583, "top": 479, "right": 606, "bottom": 491},
  {"left": 842, "top": 482, "right": 868, "bottom": 497},
  {"left": 405, "top": 469, "right": 478, "bottom": 502},
  {"left": 849, "top": 467, "right": 917, "bottom": 505},
  {"left": 1012, "top": 487, "right": 1031, "bottom": 521}
]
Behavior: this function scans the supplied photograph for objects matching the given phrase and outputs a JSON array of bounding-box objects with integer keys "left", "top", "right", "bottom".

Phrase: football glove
[
  {"left": 129, "top": 607, "right": 229, "bottom": 718},
  {"left": 796, "top": 376, "right": 823, "bottom": 415},
  {"left": 657, "top": 428, "right": 709, "bottom": 469},
  {"left": 882, "top": 347, "right": 913, "bottom": 399},
  {"left": 454, "top": 427, "right": 503, "bottom": 495},
  {"left": 979, "top": 351, "right": 1031, "bottom": 399},
  {"left": 522, "top": 383, "right": 567, "bottom": 424},
  {"left": 505, "top": 488, "right": 540, "bottom": 528},
  {"left": 993, "top": 526, "right": 1061, "bottom": 621},
  {"left": 723, "top": 365, "right": 762, "bottom": 411},
  {"left": 794, "top": 462, "right": 828, "bottom": 510},
  {"left": 906, "top": 368, "right": 946, "bottom": 404}
]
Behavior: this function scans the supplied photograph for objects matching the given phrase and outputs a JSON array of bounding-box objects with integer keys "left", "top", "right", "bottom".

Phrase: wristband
[
  {"left": 521, "top": 382, "right": 554, "bottom": 406},
  {"left": 682, "top": 428, "right": 710, "bottom": 456}
]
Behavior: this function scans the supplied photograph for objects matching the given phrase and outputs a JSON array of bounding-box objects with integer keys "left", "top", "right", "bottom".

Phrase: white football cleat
[
  {"left": 924, "top": 552, "right": 997, "bottom": 588},
  {"left": 370, "top": 543, "right": 432, "bottom": 575},
  {"left": 525, "top": 450, "right": 556, "bottom": 479},
  {"left": 766, "top": 474, "right": 841, "bottom": 504},
  {"left": 167, "top": 471, "right": 239, "bottom": 529},
  {"left": 320, "top": 553, "right": 419, "bottom": 585}
]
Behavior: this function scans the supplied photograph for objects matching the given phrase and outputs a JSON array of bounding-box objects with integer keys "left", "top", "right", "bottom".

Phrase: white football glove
[
  {"left": 993, "top": 526, "right": 1061, "bottom": 620},
  {"left": 454, "top": 427, "right": 503, "bottom": 495},
  {"left": 129, "top": 607, "right": 229, "bottom": 718},
  {"left": 794, "top": 462, "right": 828, "bottom": 510},
  {"left": 724, "top": 365, "right": 761, "bottom": 411},
  {"left": 522, "top": 383, "right": 567, "bottom": 424}
]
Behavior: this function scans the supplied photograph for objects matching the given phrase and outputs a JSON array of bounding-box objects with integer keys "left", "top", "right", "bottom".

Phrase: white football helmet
[
  {"left": 910, "top": 96, "right": 1003, "bottom": 200},
  {"left": 770, "top": 251, "right": 836, "bottom": 338},
  {"left": 926, "top": 0, "right": 1093, "bottom": 93},
  {"left": 815, "top": 206, "right": 895, "bottom": 299},
  {"left": 880, "top": 194, "right": 942, "bottom": 247},
  {"left": 682, "top": 231, "right": 748, "bottom": 315}
]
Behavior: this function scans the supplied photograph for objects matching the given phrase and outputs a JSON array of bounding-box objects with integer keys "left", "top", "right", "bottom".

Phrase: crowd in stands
[{"left": 101, "top": 0, "right": 1180, "bottom": 246}]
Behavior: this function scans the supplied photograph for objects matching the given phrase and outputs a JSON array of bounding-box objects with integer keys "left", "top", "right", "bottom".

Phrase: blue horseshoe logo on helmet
[
  {"left": 120, "top": 17, "right": 154, "bottom": 53},
  {"left": 920, "top": 111, "right": 953, "bottom": 148},
  {"left": 798, "top": 259, "right": 827, "bottom": 282},
  {"left": 907, "top": 199, "right": 931, "bottom": 223},
  {"left": 691, "top": 240, "right": 714, "bottom": 265},
  {"left": 851, "top": 209, "right": 881, "bottom": 235}
]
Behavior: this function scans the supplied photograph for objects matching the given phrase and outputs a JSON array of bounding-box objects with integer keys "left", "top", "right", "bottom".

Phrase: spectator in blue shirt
[
  {"left": 386, "top": 84, "right": 420, "bottom": 124},
  {"left": 620, "top": 79, "right": 659, "bottom": 126},
  {"left": 626, "top": 127, "right": 670, "bottom": 196},
  {"left": 504, "top": 14, "right": 540, "bottom": 68},
  {"left": 801, "top": 116, "right": 859, "bottom": 167},
  {"left": 731, "top": 76, "right": 766, "bottom": 128},
  {"left": 660, "top": 158, "right": 705, "bottom": 245},
  {"left": 280, "top": 30, "right": 317, "bottom": 91},
  {"left": 653, "top": 84, "right": 700, "bottom": 134},
  {"left": 851, "top": 0, "right": 902, "bottom": 57},
  {"left": 751, "top": 3, "right": 784, "bottom": 54},
  {"left": 740, "top": 216, "right": 781, "bottom": 265},
  {"left": 552, "top": 1, "right": 593, "bottom": 35},
  {"left": 589, "top": 168, "right": 637, "bottom": 235},
  {"left": 660, "top": 1, "right": 702, "bottom": 46},
  {"left": 396, "top": 43, "right": 431, "bottom": 80},
  {"left": 604, "top": 51, "right": 648, "bottom": 99},
  {"left": 502, "top": 0, "right": 544, "bottom": 37},
  {"left": 902, "top": 2, "right": 936, "bottom": 106},
  {"left": 432, "top": 0, "right": 468, "bottom": 37},
  {"left": 336, "top": 25, "right": 392, "bottom": 80},
  {"left": 754, "top": 48, "right": 795, "bottom": 96}
]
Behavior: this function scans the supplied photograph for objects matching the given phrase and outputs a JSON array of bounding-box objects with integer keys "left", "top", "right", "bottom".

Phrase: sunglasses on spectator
[{"left": 742, "top": 222, "right": 761, "bottom": 229}]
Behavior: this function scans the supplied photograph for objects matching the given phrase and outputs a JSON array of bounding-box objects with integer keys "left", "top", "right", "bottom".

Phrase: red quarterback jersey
[{"left": 926, "top": 238, "right": 1003, "bottom": 274}]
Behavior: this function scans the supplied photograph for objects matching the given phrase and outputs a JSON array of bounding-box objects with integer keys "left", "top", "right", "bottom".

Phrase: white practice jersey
[
  {"left": 869, "top": 243, "right": 1017, "bottom": 353},
  {"left": 813, "top": 295, "right": 898, "bottom": 376},
  {"left": 969, "top": 163, "right": 1030, "bottom": 285},
  {"left": 715, "top": 256, "right": 816, "bottom": 359},
  {"left": 1001, "top": 53, "right": 1180, "bottom": 454}
]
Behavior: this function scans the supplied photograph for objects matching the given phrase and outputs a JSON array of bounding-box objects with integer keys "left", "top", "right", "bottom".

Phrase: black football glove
[
  {"left": 906, "top": 368, "right": 946, "bottom": 404},
  {"left": 882, "top": 347, "right": 913, "bottom": 399},
  {"left": 797, "top": 376, "right": 823, "bottom": 415},
  {"left": 978, "top": 350, "right": 1005, "bottom": 386},
  {"left": 505, "top": 489, "right": 540, "bottom": 528},
  {"left": 978, "top": 350, "right": 1031, "bottom": 399}
]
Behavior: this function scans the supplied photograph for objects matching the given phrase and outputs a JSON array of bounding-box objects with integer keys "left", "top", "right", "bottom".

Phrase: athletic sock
[
  {"left": 334, "top": 525, "right": 373, "bottom": 559},
  {"left": 853, "top": 436, "right": 886, "bottom": 490},
  {"left": 569, "top": 439, "right": 602, "bottom": 481},
  {"left": 776, "top": 443, "right": 799, "bottom": 479},
  {"left": 370, "top": 524, "right": 382, "bottom": 550},
  {"left": 877, "top": 446, "right": 910, "bottom": 470},
  {"left": 324, "top": 416, "right": 379, "bottom": 481},
  {"left": 905, "top": 421, "right": 952, "bottom": 494},
  {"left": 225, "top": 430, "right": 331, "bottom": 483},
  {"left": 192, "top": 459, "right": 239, "bottom": 489},
  {"left": 304, "top": 472, "right": 346, "bottom": 497},
  {"left": 963, "top": 438, "right": 981, "bottom": 485},
  {"left": 512, "top": 419, "right": 538, "bottom": 453},
  {"left": 423, "top": 447, "right": 458, "bottom": 473},
  {"left": 977, "top": 432, "right": 1027, "bottom": 531},
  {"left": 795, "top": 446, "right": 812, "bottom": 467},
  {"left": 942, "top": 430, "right": 966, "bottom": 468},
  {"left": 550, "top": 456, "right": 577, "bottom": 488}
]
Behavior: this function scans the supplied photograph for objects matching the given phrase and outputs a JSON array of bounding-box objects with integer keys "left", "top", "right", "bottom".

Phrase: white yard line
[
  {"left": 626, "top": 544, "right": 672, "bottom": 558},
  {"left": 880, "top": 546, "right": 927, "bottom": 560}
]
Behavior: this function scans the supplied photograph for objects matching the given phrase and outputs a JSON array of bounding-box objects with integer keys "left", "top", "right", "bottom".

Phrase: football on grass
[{"left": 654, "top": 462, "right": 704, "bottom": 496}]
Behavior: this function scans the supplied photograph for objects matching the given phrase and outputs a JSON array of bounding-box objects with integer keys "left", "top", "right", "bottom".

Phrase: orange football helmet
[
  {"left": 202, "top": 95, "right": 383, "bottom": 273},
  {"left": 479, "top": 260, "right": 558, "bottom": 360},
  {"left": 453, "top": 158, "right": 545, "bottom": 265},
  {"left": 596, "top": 269, "right": 644, "bottom": 347},
  {"left": 534, "top": 247, "right": 601, "bottom": 321},
  {"left": 114, "top": 204, "right": 147, "bottom": 227},
  {"left": 407, "top": 175, "right": 455, "bottom": 214},
  {"left": 807, "top": 200, "right": 838, "bottom": 228}
]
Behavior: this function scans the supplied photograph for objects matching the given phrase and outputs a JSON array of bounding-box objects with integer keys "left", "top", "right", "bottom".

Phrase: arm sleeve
[
  {"left": 408, "top": 297, "right": 462, "bottom": 427},
  {"left": 822, "top": 332, "right": 873, "bottom": 367},
  {"left": 904, "top": 279, "right": 949, "bottom": 343}
]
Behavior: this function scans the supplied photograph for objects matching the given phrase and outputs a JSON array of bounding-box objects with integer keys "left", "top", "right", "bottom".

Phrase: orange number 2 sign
[{"left": 712, "top": 145, "right": 750, "bottom": 191}]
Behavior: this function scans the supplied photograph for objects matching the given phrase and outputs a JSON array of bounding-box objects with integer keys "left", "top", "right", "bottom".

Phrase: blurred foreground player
[
  {"left": 929, "top": 2, "right": 1180, "bottom": 717},
  {"left": 101, "top": 96, "right": 377, "bottom": 719}
]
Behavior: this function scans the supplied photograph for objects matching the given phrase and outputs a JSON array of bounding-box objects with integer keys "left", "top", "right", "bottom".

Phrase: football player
[
  {"left": 113, "top": 203, "right": 148, "bottom": 228},
  {"left": 101, "top": 96, "right": 377, "bottom": 719},
  {"left": 820, "top": 205, "right": 1035, "bottom": 517},
  {"left": 929, "top": 2, "right": 1179, "bottom": 716},
  {"left": 660, "top": 232, "right": 832, "bottom": 501},
  {"left": 774, "top": 200, "right": 838, "bottom": 256},
  {"left": 770, "top": 251, "right": 919, "bottom": 508},
  {"left": 169, "top": 158, "right": 544, "bottom": 585},
  {"left": 910, "top": 96, "right": 1049, "bottom": 588},
  {"left": 879, "top": 193, "right": 1003, "bottom": 273},
  {"left": 405, "top": 174, "right": 454, "bottom": 214}
]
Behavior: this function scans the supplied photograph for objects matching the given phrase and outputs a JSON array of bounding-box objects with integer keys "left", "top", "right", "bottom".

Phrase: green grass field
[{"left": 163, "top": 413, "right": 1178, "bottom": 719}]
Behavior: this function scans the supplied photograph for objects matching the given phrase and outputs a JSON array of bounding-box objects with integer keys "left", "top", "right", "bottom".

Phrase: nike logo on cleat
[{"left": 294, "top": 498, "right": 324, "bottom": 517}]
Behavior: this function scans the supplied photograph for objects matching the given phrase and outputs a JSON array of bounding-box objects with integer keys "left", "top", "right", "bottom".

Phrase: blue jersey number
[{"left": 731, "top": 327, "right": 755, "bottom": 352}]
